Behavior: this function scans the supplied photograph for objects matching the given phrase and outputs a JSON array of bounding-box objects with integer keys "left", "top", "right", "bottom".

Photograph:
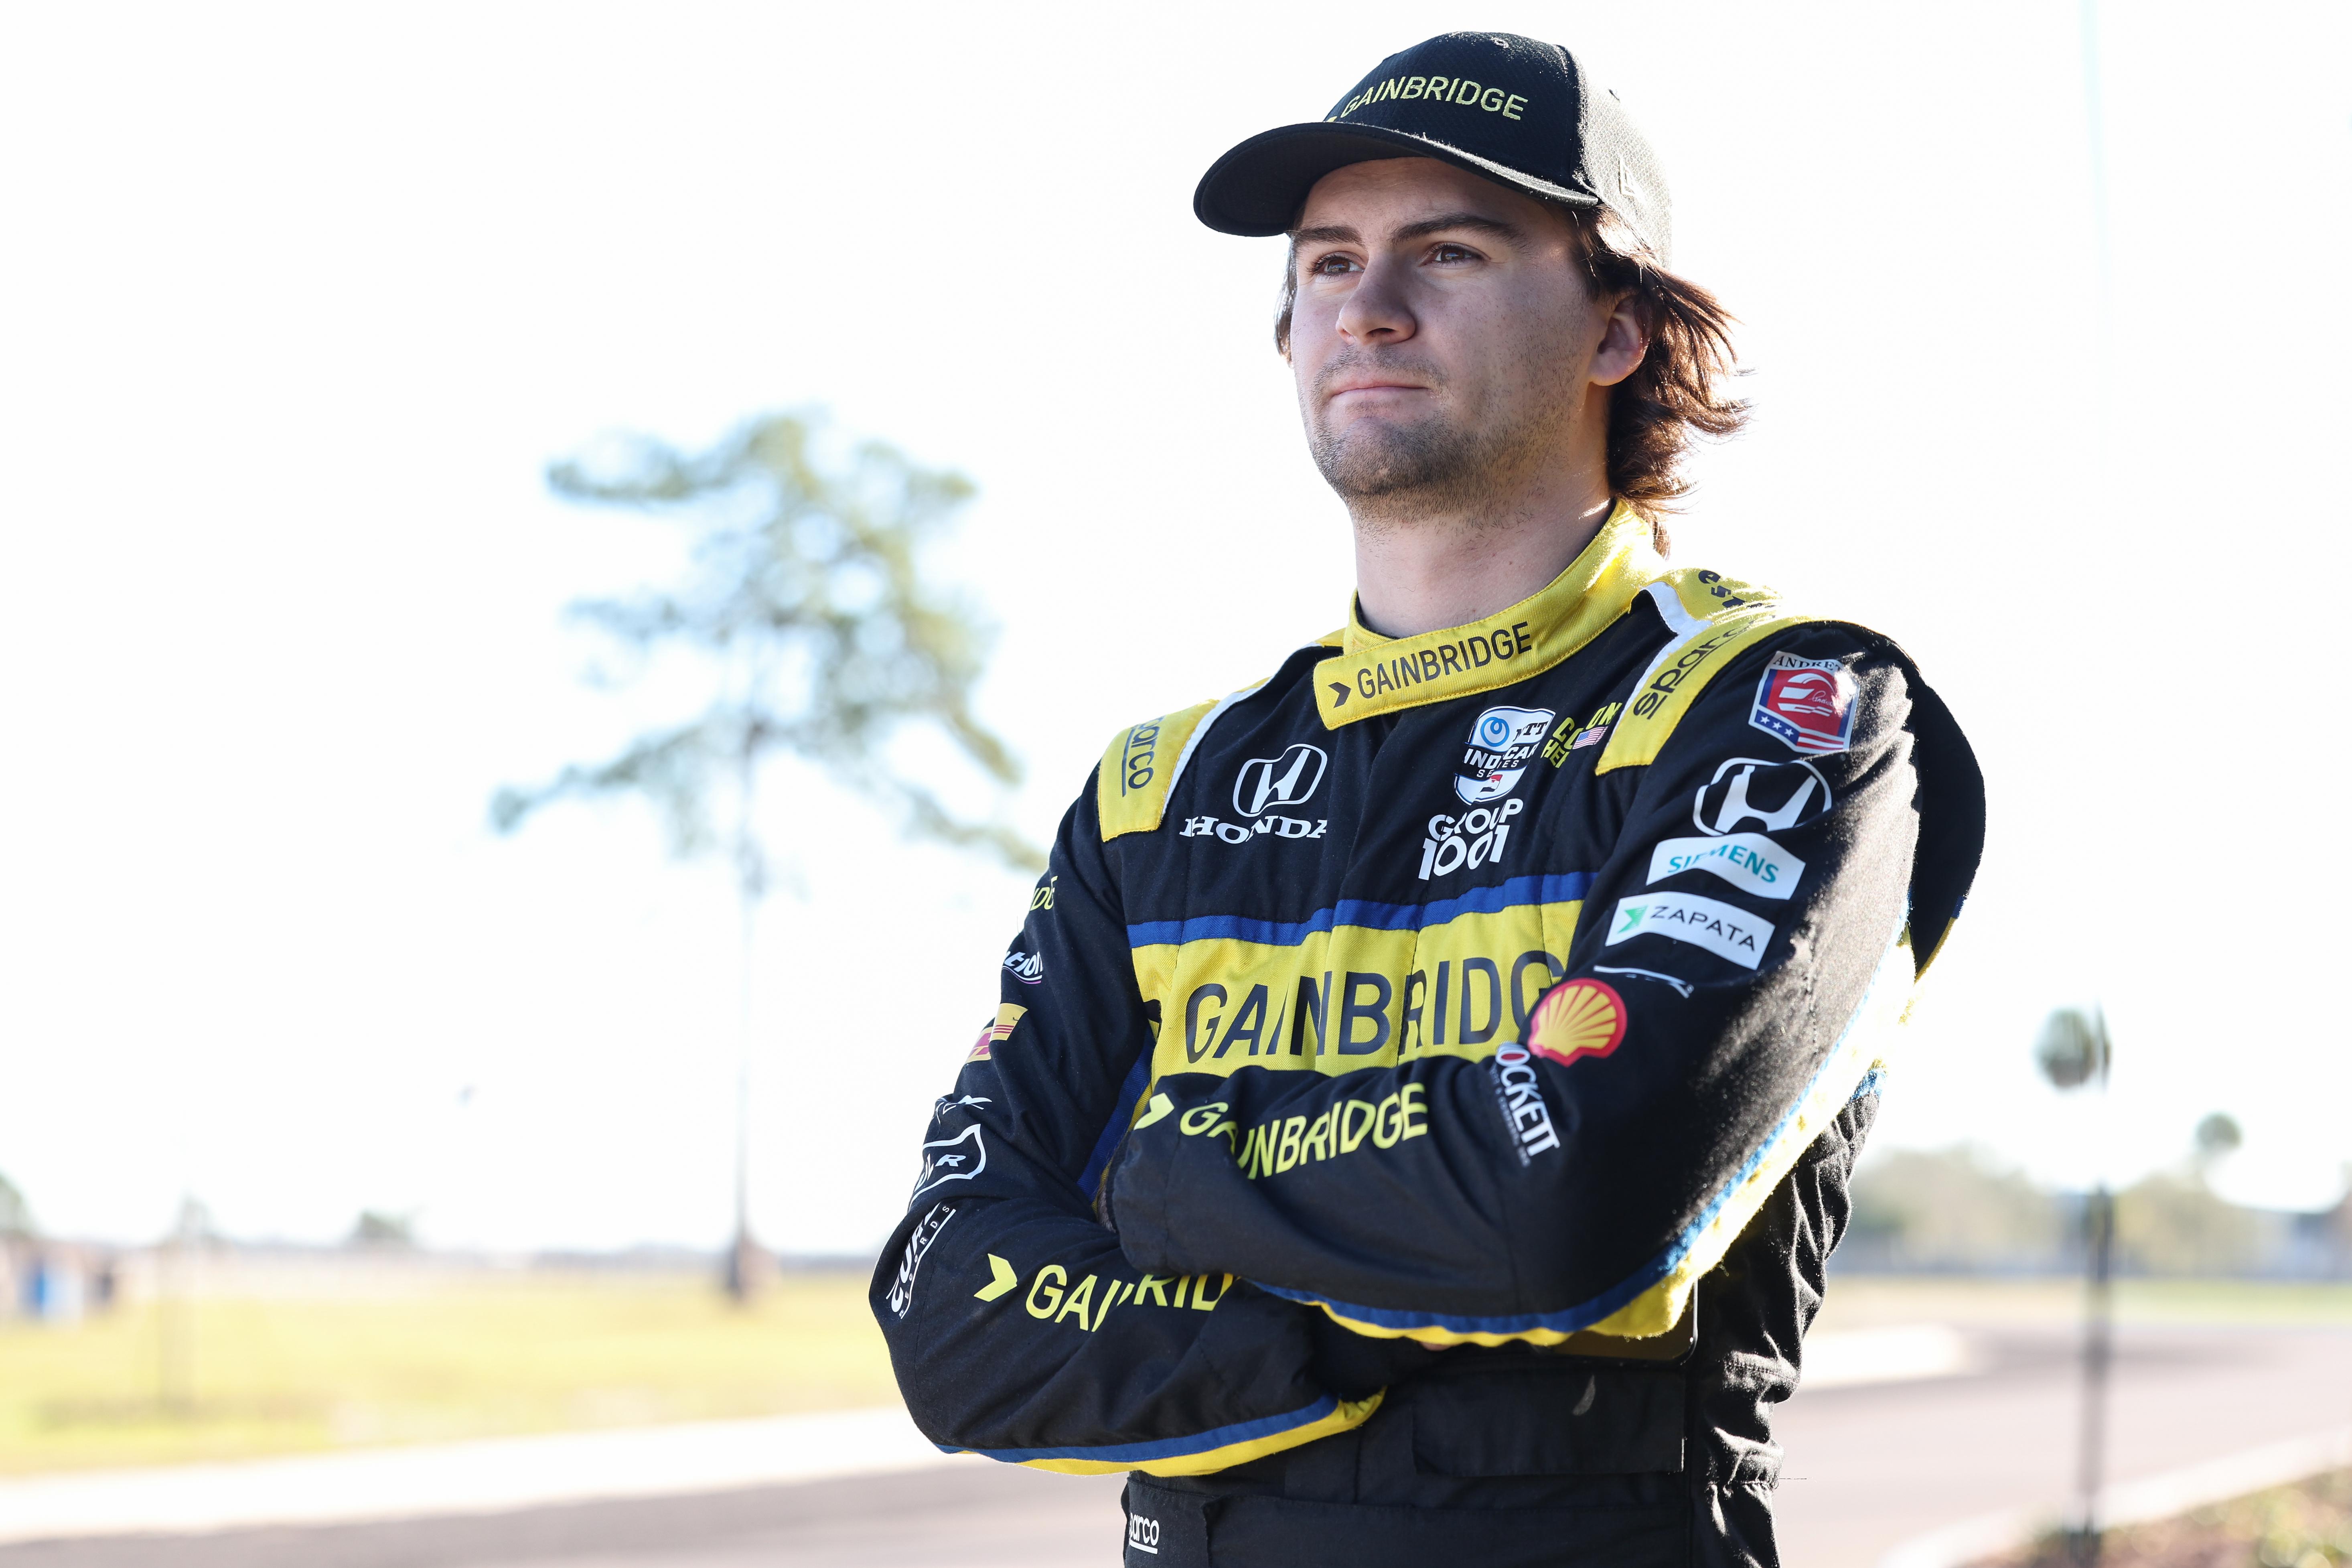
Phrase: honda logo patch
[{"left": 1233, "top": 744, "right": 1328, "bottom": 818}]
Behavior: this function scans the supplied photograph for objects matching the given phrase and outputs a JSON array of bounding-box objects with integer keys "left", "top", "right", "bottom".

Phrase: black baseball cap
[{"left": 1194, "top": 32, "right": 1671, "bottom": 264}]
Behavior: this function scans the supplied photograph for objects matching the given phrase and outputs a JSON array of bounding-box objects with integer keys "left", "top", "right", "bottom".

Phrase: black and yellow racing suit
[{"left": 870, "top": 505, "right": 1985, "bottom": 1567}]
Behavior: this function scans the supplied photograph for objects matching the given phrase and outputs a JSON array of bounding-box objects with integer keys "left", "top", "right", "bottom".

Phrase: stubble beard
[{"left": 1305, "top": 352, "right": 1568, "bottom": 534}]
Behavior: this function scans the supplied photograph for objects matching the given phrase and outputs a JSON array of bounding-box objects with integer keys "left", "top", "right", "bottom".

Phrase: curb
[
  {"left": 0, "top": 1405, "right": 961, "bottom": 1544},
  {"left": 1877, "top": 1425, "right": 2352, "bottom": 1568}
]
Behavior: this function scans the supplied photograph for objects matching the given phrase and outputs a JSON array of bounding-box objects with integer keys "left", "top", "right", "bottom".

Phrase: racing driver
[{"left": 872, "top": 31, "right": 1985, "bottom": 1568}]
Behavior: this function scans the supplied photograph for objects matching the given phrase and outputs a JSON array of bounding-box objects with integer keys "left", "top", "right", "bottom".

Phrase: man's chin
[{"left": 1311, "top": 422, "right": 1462, "bottom": 502}]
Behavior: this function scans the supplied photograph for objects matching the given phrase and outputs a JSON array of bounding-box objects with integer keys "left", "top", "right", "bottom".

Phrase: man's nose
[{"left": 1335, "top": 256, "right": 1417, "bottom": 345}]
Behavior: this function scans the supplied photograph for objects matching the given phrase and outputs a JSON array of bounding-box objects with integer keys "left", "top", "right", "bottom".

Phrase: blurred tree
[
  {"left": 1845, "top": 1146, "right": 2062, "bottom": 1271},
  {"left": 493, "top": 411, "right": 1039, "bottom": 1299},
  {"left": 2192, "top": 1111, "right": 2243, "bottom": 1174},
  {"left": 349, "top": 1211, "right": 415, "bottom": 1248},
  {"left": 0, "top": 1173, "right": 30, "bottom": 1238},
  {"left": 2112, "top": 1171, "right": 2269, "bottom": 1275}
]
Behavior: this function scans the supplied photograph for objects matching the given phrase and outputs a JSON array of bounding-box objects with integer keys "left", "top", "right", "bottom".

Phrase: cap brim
[{"left": 1194, "top": 122, "right": 1598, "bottom": 237}]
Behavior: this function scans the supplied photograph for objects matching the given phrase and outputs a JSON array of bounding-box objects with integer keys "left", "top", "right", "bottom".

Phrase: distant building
[{"left": 1, "top": 1238, "right": 117, "bottom": 1323}]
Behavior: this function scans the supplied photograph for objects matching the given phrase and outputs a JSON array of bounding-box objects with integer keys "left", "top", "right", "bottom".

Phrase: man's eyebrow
[
  {"left": 1391, "top": 211, "right": 1521, "bottom": 243},
  {"left": 1287, "top": 212, "right": 1524, "bottom": 246}
]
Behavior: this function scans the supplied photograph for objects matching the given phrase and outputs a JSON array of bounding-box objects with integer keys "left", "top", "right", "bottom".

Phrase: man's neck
[{"left": 1350, "top": 486, "right": 1619, "bottom": 640}]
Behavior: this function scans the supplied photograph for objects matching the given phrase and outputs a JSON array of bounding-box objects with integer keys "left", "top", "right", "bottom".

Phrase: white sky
[{"left": 2, "top": 2, "right": 2347, "bottom": 1255}]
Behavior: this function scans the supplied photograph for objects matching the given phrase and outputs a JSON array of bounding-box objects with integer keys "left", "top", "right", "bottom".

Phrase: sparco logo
[
  {"left": 1127, "top": 1512, "right": 1161, "bottom": 1555},
  {"left": 1693, "top": 757, "right": 1831, "bottom": 837},
  {"left": 1119, "top": 722, "right": 1162, "bottom": 796},
  {"left": 1233, "top": 743, "right": 1328, "bottom": 817}
]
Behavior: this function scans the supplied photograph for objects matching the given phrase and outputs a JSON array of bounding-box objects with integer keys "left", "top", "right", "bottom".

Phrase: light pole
[{"left": 2038, "top": 1005, "right": 2114, "bottom": 1566}]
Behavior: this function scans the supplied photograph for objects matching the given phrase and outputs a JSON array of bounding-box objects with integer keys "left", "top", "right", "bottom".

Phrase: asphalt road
[{"left": 7, "top": 1321, "right": 2347, "bottom": 1568}]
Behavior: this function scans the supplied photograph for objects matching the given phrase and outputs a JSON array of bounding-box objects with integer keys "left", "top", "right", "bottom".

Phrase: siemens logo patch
[
  {"left": 1606, "top": 892, "right": 1772, "bottom": 970},
  {"left": 1646, "top": 832, "right": 1805, "bottom": 899}
]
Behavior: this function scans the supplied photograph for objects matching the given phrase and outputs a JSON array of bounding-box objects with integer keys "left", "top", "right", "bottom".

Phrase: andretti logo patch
[{"left": 1750, "top": 653, "right": 1856, "bottom": 755}]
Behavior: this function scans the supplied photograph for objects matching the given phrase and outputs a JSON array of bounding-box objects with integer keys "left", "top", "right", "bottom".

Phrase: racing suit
[{"left": 871, "top": 504, "right": 1985, "bottom": 1568}]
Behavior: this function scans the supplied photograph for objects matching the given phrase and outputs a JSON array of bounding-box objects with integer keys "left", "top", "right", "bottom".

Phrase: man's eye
[
  {"left": 1430, "top": 243, "right": 1478, "bottom": 263},
  {"left": 1308, "top": 253, "right": 1358, "bottom": 276}
]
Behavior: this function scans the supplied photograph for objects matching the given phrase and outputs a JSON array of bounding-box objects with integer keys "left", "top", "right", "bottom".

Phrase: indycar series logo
[
  {"left": 1750, "top": 652, "right": 1856, "bottom": 755},
  {"left": 1454, "top": 705, "right": 1555, "bottom": 803},
  {"left": 1693, "top": 757, "right": 1831, "bottom": 838}
]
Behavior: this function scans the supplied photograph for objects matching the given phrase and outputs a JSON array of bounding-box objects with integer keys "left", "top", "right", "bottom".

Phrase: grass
[
  {"left": 0, "top": 1269, "right": 896, "bottom": 1476},
  {"left": 1985, "top": 1470, "right": 2352, "bottom": 1567},
  {"left": 4, "top": 1269, "right": 2345, "bottom": 1479}
]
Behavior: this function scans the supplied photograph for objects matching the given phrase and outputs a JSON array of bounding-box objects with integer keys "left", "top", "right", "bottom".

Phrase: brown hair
[{"left": 1273, "top": 203, "right": 1748, "bottom": 549}]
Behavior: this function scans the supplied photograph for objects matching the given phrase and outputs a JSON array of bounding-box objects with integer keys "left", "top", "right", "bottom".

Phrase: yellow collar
[{"left": 1313, "top": 504, "right": 1669, "bottom": 728}]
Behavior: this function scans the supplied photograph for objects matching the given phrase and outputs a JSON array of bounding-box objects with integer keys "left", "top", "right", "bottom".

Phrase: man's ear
[{"left": 1589, "top": 293, "right": 1648, "bottom": 389}]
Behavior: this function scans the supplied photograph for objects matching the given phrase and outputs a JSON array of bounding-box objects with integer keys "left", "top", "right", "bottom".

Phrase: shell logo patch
[
  {"left": 1526, "top": 978, "right": 1627, "bottom": 1068},
  {"left": 1750, "top": 652, "right": 1856, "bottom": 756}
]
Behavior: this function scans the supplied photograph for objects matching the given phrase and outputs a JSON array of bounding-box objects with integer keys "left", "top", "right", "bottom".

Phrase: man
[{"left": 872, "top": 31, "right": 1983, "bottom": 1568}]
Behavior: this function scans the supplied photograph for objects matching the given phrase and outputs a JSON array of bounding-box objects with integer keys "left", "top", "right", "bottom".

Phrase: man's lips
[{"left": 1325, "top": 380, "right": 1428, "bottom": 399}]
